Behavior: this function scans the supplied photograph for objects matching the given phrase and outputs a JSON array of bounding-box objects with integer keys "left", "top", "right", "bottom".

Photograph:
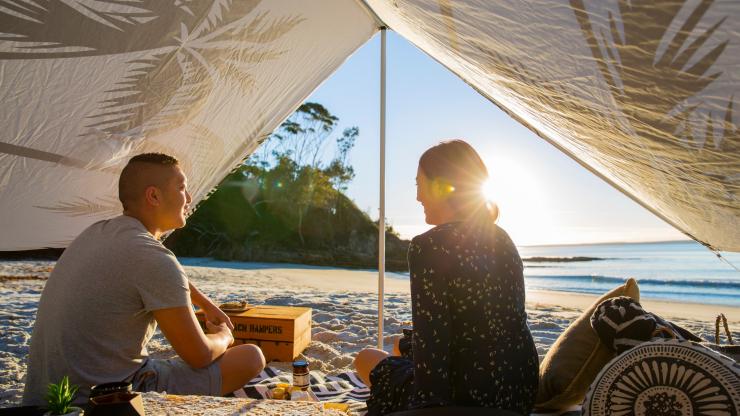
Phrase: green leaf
[{"left": 45, "top": 376, "right": 78, "bottom": 415}]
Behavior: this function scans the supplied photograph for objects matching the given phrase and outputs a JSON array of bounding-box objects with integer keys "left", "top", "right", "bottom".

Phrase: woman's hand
[{"left": 391, "top": 334, "right": 403, "bottom": 356}]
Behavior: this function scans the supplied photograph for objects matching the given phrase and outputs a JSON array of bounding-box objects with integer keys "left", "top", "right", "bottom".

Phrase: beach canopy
[{"left": 1, "top": 0, "right": 738, "bottom": 252}]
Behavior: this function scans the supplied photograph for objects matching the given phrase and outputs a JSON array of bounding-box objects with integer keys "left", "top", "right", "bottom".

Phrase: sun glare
[
  {"left": 481, "top": 179, "right": 497, "bottom": 204},
  {"left": 481, "top": 157, "right": 553, "bottom": 245}
]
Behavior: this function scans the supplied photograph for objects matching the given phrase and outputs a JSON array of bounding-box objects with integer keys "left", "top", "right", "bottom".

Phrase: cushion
[
  {"left": 590, "top": 296, "right": 701, "bottom": 354},
  {"left": 583, "top": 339, "right": 740, "bottom": 415},
  {"left": 535, "top": 278, "right": 640, "bottom": 410}
]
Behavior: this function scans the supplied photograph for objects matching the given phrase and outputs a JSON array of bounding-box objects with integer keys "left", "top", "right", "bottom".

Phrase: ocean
[{"left": 518, "top": 240, "right": 740, "bottom": 307}]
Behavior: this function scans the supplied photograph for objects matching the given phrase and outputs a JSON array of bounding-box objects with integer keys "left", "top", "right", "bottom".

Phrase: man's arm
[
  {"left": 153, "top": 306, "right": 233, "bottom": 368},
  {"left": 189, "top": 282, "right": 234, "bottom": 330}
]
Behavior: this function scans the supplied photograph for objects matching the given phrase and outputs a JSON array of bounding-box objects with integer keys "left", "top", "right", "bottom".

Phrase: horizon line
[{"left": 518, "top": 237, "right": 694, "bottom": 248}]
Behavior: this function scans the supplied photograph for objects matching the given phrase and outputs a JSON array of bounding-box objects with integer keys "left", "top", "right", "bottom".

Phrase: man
[{"left": 23, "top": 153, "right": 265, "bottom": 405}]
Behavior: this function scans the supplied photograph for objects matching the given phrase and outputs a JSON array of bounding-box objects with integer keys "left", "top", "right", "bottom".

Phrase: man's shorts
[{"left": 129, "top": 357, "right": 222, "bottom": 396}]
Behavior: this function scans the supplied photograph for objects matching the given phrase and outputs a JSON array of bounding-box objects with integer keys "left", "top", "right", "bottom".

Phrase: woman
[{"left": 354, "top": 140, "right": 538, "bottom": 415}]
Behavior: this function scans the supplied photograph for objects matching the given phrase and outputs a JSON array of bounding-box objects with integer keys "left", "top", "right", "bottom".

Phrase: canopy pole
[{"left": 377, "top": 27, "right": 387, "bottom": 350}]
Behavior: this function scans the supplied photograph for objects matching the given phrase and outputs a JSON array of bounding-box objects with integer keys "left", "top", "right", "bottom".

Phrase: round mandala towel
[{"left": 583, "top": 339, "right": 740, "bottom": 416}]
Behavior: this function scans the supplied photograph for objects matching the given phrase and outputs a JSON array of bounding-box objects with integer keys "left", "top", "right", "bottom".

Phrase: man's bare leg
[{"left": 218, "top": 344, "right": 266, "bottom": 395}]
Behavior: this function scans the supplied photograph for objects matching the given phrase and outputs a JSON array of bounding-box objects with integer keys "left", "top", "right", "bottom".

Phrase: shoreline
[{"left": 178, "top": 259, "right": 739, "bottom": 323}]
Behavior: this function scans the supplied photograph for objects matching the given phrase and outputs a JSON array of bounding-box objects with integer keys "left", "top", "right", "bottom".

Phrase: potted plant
[{"left": 45, "top": 376, "right": 83, "bottom": 416}]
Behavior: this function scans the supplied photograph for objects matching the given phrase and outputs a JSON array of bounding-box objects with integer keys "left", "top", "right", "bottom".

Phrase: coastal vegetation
[{"left": 166, "top": 103, "right": 410, "bottom": 271}]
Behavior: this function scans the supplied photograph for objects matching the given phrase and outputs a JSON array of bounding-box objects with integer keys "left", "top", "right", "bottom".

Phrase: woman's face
[{"left": 416, "top": 166, "right": 453, "bottom": 225}]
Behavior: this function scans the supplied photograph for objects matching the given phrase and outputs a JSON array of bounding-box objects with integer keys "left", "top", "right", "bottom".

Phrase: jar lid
[{"left": 292, "top": 360, "right": 309, "bottom": 367}]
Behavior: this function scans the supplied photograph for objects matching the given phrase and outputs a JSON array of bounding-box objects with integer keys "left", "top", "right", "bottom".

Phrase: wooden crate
[{"left": 196, "top": 305, "right": 312, "bottom": 362}]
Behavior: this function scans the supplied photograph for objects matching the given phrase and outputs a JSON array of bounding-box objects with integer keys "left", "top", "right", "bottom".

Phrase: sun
[
  {"left": 479, "top": 159, "right": 539, "bottom": 208},
  {"left": 479, "top": 156, "right": 553, "bottom": 245},
  {"left": 481, "top": 178, "right": 498, "bottom": 203}
]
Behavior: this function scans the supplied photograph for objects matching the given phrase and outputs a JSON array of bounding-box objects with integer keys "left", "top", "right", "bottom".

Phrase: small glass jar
[{"left": 292, "top": 360, "right": 309, "bottom": 391}]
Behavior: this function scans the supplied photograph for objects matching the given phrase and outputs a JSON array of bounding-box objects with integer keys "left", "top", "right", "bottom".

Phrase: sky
[{"left": 304, "top": 32, "right": 687, "bottom": 247}]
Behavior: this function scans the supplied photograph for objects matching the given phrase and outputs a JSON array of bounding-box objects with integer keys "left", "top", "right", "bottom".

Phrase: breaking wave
[{"left": 525, "top": 274, "right": 740, "bottom": 290}]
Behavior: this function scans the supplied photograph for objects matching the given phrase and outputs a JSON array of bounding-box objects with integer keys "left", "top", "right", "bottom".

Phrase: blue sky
[{"left": 304, "top": 32, "right": 686, "bottom": 246}]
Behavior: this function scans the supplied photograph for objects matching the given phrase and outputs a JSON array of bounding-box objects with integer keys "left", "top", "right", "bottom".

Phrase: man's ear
[{"left": 144, "top": 185, "right": 161, "bottom": 207}]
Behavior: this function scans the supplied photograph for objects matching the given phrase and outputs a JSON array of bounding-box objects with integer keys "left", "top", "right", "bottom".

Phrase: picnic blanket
[
  {"left": 234, "top": 367, "right": 581, "bottom": 416},
  {"left": 234, "top": 367, "right": 370, "bottom": 414}
]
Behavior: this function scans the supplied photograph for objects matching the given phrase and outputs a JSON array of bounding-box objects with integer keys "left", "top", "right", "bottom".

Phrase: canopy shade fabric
[
  {"left": 0, "top": 0, "right": 377, "bottom": 250},
  {"left": 367, "top": 0, "right": 740, "bottom": 251},
  {"left": 1, "top": 1, "right": 738, "bottom": 251}
]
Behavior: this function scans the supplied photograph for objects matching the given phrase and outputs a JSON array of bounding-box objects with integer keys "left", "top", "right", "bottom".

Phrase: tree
[
  {"left": 253, "top": 102, "right": 340, "bottom": 168},
  {"left": 166, "top": 101, "right": 415, "bottom": 270},
  {"left": 245, "top": 102, "right": 357, "bottom": 246},
  {"left": 325, "top": 127, "right": 358, "bottom": 193}
]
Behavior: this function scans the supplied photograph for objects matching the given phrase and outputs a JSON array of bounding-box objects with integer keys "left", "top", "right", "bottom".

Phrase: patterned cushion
[
  {"left": 536, "top": 278, "right": 640, "bottom": 410},
  {"left": 590, "top": 296, "right": 701, "bottom": 354},
  {"left": 583, "top": 339, "right": 740, "bottom": 416}
]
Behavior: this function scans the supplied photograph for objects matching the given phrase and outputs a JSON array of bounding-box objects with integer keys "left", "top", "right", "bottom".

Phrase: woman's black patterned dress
[{"left": 366, "top": 221, "right": 539, "bottom": 415}]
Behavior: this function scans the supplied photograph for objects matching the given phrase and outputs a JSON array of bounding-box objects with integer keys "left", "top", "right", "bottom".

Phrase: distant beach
[{"left": 1, "top": 256, "right": 739, "bottom": 408}]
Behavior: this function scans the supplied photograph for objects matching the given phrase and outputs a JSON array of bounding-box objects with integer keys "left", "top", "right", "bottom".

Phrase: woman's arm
[{"left": 408, "top": 235, "right": 453, "bottom": 408}]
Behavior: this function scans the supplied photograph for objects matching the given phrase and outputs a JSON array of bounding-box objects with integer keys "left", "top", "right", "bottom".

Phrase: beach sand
[
  {"left": 527, "top": 289, "right": 739, "bottom": 324},
  {"left": 1, "top": 258, "right": 738, "bottom": 407}
]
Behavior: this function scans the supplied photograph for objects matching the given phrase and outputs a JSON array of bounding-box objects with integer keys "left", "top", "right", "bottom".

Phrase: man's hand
[
  {"left": 153, "top": 306, "right": 232, "bottom": 368},
  {"left": 189, "top": 282, "right": 234, "bottom": 330},
  {"left": 204, "top": 303, "right": 234, "bottom": 330},
  {"left": 206, "top": 320, "right": 234, "bottom": 345}
]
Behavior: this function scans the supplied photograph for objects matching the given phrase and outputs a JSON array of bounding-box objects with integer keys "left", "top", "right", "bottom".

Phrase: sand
[
  {"left": 1, "top": 258, "right": 738, "bottom": 408},
  {"left": 527, "top": 289, "right": 740, "bottom": 324}
]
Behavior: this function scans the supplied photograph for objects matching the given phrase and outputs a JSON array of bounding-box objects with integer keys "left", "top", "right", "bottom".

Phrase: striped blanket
[
  {"left": 234, "top": 367, "right": 370, "bottom": 414},
  {"left": 234, "top": 367, "right": 581, "bottom": 416}
]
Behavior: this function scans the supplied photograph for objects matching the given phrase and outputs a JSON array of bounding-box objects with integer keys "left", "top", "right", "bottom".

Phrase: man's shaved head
[{"left": 119, "top": 153, "right": 180, "bottom": 211}]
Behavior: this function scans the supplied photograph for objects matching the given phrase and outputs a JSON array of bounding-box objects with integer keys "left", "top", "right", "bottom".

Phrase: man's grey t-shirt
[{"left": 23, "top": 215, "right": 190, "bottom": 405}]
